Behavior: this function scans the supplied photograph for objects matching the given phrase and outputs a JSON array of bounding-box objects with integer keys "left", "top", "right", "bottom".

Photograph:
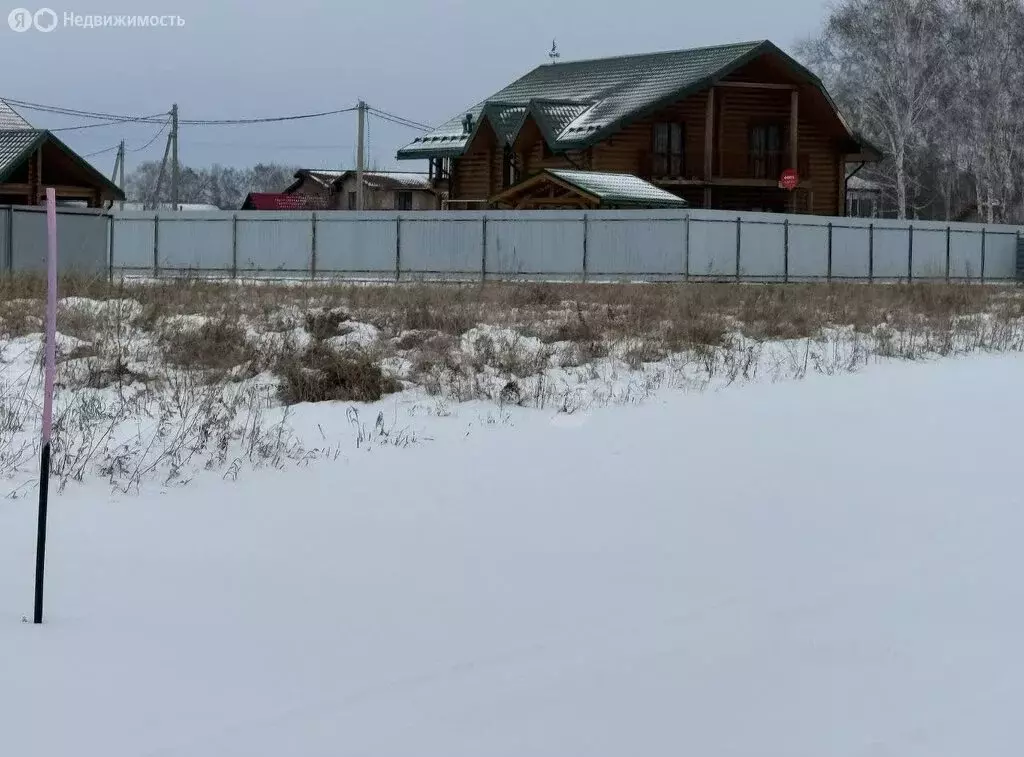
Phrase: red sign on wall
[{"left": 780, "top": 169, "right": 799, "bottom": 191}]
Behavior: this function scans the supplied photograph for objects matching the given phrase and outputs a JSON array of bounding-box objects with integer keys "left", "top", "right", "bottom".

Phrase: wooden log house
[
  {"left": 0, "top": 100, "right": 125, "bottom": 208},
  {"left": 397, "top": 40, "right": 880, "bottom": 214}
]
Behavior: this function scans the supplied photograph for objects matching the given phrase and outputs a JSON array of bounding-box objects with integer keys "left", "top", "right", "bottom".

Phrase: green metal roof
[
  {"left": 546, "top": 170, "right": 688, "bottom": 208},
  {"left": 398, "top": 40, "right": 867, "bottom": 161},
  {"left": 0, "top": 129, "right": 47, "bottom": 180},
  {"left": 0, "top": 99, "right": 32, "bottom": 130}
]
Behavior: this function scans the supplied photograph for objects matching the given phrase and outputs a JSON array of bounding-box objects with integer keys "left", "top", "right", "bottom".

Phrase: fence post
[
  {"left": 684, "top": 213, "right": 690, "bottom": 282},
  {"left": 480, "top": 216, "right": 487, "bottom": 283},
  {"left": 868, "top": 222, "right": 874, "bottom": 282},
  {"left": 107, "top": 213, "right": 114, "bottom": 284},
  {"left": 153, "top": 213, "right": 160, "bottom": 279},
  {"left": 396, "top": 216, "right": 403, "bottom": 283},
  {"left": 783, "top": 218, "right": 789, "bottom": 284},
  {"left": 310, "top": 212, "right": 318, "bottom": 281},
  {"left": 827, "top": 221, "right": 833, "bottom": 282},
  {"left": 231, "top": 214, "right": 238, "bottom": 279},
  {"left": 908, "top": 224, "right": 914, "bottom": 283},
  {"left": 4, "top": 207, "right": 11, "bottom": 276},
  {"left": 980, "top": 227, "right": 987, "bottom": 283},
  {"left": 945, "top": 225, "right": 951, "bottom": 282},
  {"left": 581, "top": 213, "right": 588, "bottom": 283},
  {"left": 735, "top": 216, "right": 742, "bottom": 281}
]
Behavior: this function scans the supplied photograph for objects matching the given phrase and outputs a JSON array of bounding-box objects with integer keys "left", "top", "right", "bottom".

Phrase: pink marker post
[{"left": 33, "top": 187, "right": 58, "bottom": 625}]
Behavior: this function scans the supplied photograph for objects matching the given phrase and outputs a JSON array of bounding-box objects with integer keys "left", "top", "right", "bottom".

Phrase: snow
[{"left": 1, "top": 352, "right": 1022, "bottom": 755}]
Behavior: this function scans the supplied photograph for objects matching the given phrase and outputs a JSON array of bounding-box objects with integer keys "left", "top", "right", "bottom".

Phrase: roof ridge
[{"left": 538, "top": 39, "right": 767, "bottom": 68}]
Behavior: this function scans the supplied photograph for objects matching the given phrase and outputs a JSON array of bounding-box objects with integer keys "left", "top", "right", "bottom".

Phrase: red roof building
[{"left": 240, "top": 192, "right": 328, "bottom": 211}]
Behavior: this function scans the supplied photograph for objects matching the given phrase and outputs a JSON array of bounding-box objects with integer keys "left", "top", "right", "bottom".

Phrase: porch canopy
[{"left": 490, "top": 169, "right": 688, "bottom": 210}]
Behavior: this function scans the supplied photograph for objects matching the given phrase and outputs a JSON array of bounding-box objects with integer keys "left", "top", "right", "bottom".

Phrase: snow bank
[{"left": 1, "top": 353, "right": 1022, "bottom": 756}]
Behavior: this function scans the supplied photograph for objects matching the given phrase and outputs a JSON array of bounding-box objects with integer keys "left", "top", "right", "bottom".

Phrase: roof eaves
[
  {"left": 0, "top": 130, "right": 47, "bottom": 184},
  {"left": 45, "top": 131, "right": 126, "bottom": 199}
]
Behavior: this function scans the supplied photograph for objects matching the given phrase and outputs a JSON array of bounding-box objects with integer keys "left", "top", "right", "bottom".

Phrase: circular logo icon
[
  {"left": 8, "top": 7, "right": 33, "bottom": 31},
  {"left": 34, "top": 7, "right": 57, "bottom": 31}
]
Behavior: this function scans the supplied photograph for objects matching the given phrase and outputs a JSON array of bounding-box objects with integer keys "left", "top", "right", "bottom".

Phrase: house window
[
  {"left": 503, "top": 146, "right": 520, "bottom": 189},
  {"left": 749, "top": 123, "right": 784, "bottom": 180},
  {"left": 395, "top": 191, "right": 413, "bottom": 211},
  {"left": 347, "top": 191, "right": 357, "bottom": 210},
  {"left": 652, "top": 123, "right": 685, "bottom": 177}
]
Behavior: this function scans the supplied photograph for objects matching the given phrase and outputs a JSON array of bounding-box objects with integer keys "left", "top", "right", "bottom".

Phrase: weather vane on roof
[{"left": 549, "top": 39, "right": 560, "bottom": 61}]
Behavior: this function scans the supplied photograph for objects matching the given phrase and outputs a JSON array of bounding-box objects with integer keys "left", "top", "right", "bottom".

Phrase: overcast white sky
[{"left": 0, "top": 0, "right": 830, "bottom": 175}]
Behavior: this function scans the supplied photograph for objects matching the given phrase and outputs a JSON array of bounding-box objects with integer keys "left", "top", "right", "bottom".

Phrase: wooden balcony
[{"left": 637, "top": 150, "right": 812, "bottom": 187}]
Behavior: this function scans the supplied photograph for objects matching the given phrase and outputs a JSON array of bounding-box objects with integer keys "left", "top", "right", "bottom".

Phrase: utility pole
[
  {"left": 170, "top": 103, "right": 179, "bottom": 211},
  {"left": 117, "top": 140, "right": 125, "bottom": 210},
  {"left": 356, "top": 100, "right": 366, "bottom": 211}
]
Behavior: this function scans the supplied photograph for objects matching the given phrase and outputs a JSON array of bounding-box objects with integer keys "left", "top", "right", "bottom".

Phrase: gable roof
[
  {"left": 0, "top": 99, "right": 32, "bottom": 130},
  {"left": 491, "top": 169, "right": 688, "bottom": 209},
  {"left": 330, "top": 171, "right": 433, "bottom": 192},
  {"left": 285, "top": 169, "right": 346, "bottom": 193},
  {"left": 241, "top": 192, "right": 329, "bottom": 210},
  {"left": 398, "top": 40, "right": 866, "bottom": 160},
  {"left": 0, "top": 129, "right": 125, "bottom": 199}
]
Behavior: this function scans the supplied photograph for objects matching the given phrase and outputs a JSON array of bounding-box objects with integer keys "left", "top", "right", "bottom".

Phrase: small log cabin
[
  {"left": 0, "top": 100, "right": 125, "bottom": 207},
  {"left": 397, "top": 40, "right": 880, "bottom": 214}
]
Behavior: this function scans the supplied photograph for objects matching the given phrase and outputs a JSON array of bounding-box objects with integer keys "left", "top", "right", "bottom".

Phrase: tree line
[
  {"left": 124, "top": 162, "right": 298, "bottom": 209},
  {"left": 799, "top": 0, "right": 1024, "bottom": 222}
]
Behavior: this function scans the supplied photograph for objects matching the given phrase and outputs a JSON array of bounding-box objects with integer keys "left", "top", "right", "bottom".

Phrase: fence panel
[
  {"left": 485, "top": 213, "right": 584, "bottom": 279},
  {"left": 111, "top": 215, "right": 156, "bottom": 273},
  {"left": 738, "top": 219, "right": 786, "bottom": 280},
  {"left": 982, "top": 229, "right": 1018, "bottom": 280},
  {"left": 400, "top": 215, "right": 482, "bottom": 279},
  {"left": 949, "top": 230, "right": 983, "bottom": 279},
  {"left": 787, "top": 223, "right": 829, "bottom": 279},
  {"left": 830, "top": 225, "right": 870, "bottom": 279},
  {"left": 586, "top": 215, "right": 684, "bottom": 279},
  {"left": 316, "top": 215, "right": 397, "bottom": 278},
  {"left": 11, "top": 208, "right": 108, "bottom": 275},
  {"left": 871, "top": 226, "right": 911, "bottom": 279},
  {"left": 910, "top": 226, "right": 948, "bottom": 280},
  {"left": 688, "top": 217, "right": 739, "bottom": 278},
  {"left": 157, "top": 215, "right": 233, "bottom": 275},
  {"left": 235, "top": 212, "right": 313, "bottom": 276}
]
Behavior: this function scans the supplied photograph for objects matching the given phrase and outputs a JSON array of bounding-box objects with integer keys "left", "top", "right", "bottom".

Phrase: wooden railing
[{"left": 637, "top": 150, "right": 812, "bottom": 183}]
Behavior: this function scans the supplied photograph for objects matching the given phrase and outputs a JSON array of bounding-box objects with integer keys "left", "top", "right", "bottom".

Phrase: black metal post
[
  {"left": 735, "top": 216, "right": 742, "bottom": 281},
  {"left": 33, "top": 442, "right": 51, "bottom": 624},
  {"left": 868, "top": 223, "right": 874, "bottom": 282},
  {"left": 908, "top": 224, "right": 914, "bottom": 283},
  {"left": 981, "top": 227, "right": 987, "bottom": 283},
  {"left": 783, "top": 218, "right": 789, "bottom": 284},
  {"left": 581, "top": 214, "right": 588, "bottom": 283},
  {"left": 827, "top": 222, "right": 833, "bottom": 282},
  {"left": 945, "top": 226, "right": 951, "bottom": 282}
]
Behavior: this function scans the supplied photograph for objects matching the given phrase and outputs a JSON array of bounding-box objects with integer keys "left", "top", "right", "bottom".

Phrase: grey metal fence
[
  {"left": 2, "top": 205, "right": 110, "bottom": 277},
  {"left": 4, "top": 205, "right": 1023, "bottom": 283}
]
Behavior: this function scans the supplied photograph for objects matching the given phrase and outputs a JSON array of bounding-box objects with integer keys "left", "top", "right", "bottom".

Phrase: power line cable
[
  {"left": 82, "top": 144, "right": 120, "bottom": 158},
  {"left": 3, "top": 97, "right": 359, "bottom": 126},
  {"left": 128, "top": 117, "right": 172, "bottom": 152},
  {"left": 366, "top": 106, "right": 433, "bottom": 131},
  {"left": 50, "top": 112, "right": 169, "bottom": 132}
]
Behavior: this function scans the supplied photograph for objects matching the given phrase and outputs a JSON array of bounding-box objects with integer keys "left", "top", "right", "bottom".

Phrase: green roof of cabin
[
  {"left": 398, "top": 40, "right": 867, "bottom": 160},
  {"left": 545, "top": 170, "right": 688, "bottom": 208}
]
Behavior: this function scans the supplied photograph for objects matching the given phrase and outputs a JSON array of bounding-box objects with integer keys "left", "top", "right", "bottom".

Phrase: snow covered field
[{"left": 2, "top": 351, "right": 1022, "bottom": 756}]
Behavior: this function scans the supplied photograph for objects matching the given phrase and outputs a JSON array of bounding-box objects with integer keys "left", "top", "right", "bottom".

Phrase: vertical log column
[
  {"left": 27, "top": 147, "right": 42, "bottom": 205},
  {"left": 703, "top": 86, "right": 715, "bottom": 209},
  {"left": 789, "top": 89, "right": 799, "bottom": 214}
]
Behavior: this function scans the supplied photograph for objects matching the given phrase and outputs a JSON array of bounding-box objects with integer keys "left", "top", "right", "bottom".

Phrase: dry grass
[{"left": 276, "top": 343, "right": 401, "bottom": 405}]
